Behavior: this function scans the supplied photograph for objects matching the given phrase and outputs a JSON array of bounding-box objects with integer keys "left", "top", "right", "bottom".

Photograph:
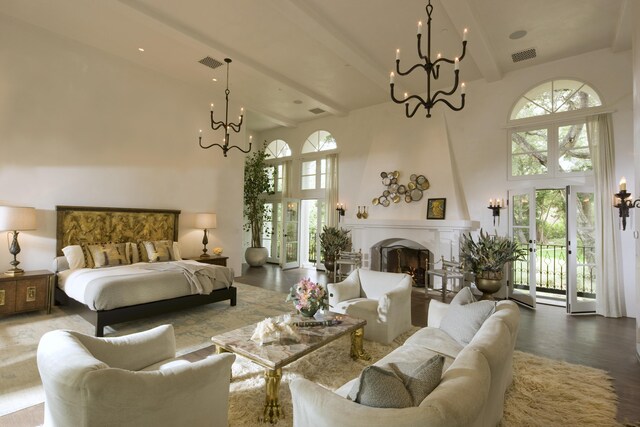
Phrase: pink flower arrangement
[{"left": 286, "top": 278, "right": 329, "bottom": 313}]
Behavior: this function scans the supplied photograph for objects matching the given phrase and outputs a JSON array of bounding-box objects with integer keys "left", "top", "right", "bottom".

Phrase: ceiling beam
[
  {"left": 267, "top": 0, "right": 390, "bottom": 94},
  {"left": 612, "top": 0, "right": 632, "bottom": 53},
  {"left": 114, "top": 0, "right": 348, "bottom": 117},
  {"left": 439, "top": 0, "right": 502, "bottom": 83}
]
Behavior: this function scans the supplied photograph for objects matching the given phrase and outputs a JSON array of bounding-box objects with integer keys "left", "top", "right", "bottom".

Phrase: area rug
[
  {"left": 0, "top": 282, "right": 293, "bottom": 415},
  {"left": 228, "top": 345, "right": 622, "bottom": 427}
]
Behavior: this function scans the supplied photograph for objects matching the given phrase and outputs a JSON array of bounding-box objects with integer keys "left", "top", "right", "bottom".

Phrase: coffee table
[{"left": 211, "top": 312, "right": 370, "bottom": 424}]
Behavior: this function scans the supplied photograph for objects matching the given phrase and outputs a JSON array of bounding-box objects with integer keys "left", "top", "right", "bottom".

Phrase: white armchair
[
  {"left": 328, "top": 269, "right": 413, "bottom": 344},
  {"left": 37, "top": 324, "right": 235, "bottom": 427}
]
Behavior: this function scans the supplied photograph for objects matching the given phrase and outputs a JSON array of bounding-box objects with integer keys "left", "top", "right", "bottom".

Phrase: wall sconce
[
  {"left": 336, "top": 203, "right": 346, "bottom": 221},
  {"left": 0, "top": 206, "right": 37, "bottom": 276},
  {"left": 195, "top": 213, "right": 217, "bottom": 258},
  {"left": 488, "top": 198, "right": 504, "bottom": 226},
  {"left": 614, "top": 177, "right": 639, "bottom": 231}
]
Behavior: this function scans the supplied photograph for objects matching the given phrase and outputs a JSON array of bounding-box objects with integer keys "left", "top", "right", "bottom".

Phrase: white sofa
[
  {"left": 37, "top": 324, "right": 235, "bottom": 427},
  {"left": 328, "top": 269, "right": 413, "bottom": 344},
  {"left": 290, "top": 299, "right": 520, "bottom": 427}
]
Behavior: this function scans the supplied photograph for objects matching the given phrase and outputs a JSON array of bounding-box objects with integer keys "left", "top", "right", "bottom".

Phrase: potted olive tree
[
  {"left": 459, "top": 229, "right": 526, "bottom": 300},
  {"left": 319, "top": 226, "right": 351, "bottom": 273},
  {"left": 243, "top": 144, "right": 274, "bottom": 267}
]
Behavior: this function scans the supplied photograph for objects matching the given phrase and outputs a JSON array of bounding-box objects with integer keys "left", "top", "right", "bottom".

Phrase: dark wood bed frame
[{"left": 55, "top": 205, "right": 237, "bottom": 337}]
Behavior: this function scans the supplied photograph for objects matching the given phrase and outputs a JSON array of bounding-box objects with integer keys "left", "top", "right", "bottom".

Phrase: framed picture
[{"left": 427, "top": 198, "right": 446, "bottom": 220}]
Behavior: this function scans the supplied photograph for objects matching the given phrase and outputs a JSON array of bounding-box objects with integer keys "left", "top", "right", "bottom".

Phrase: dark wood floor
[{"left": 3, "top": 264, "right": 639, "bottom": 426}]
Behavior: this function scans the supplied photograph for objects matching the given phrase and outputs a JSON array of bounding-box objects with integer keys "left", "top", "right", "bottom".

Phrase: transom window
[
  {"left": 301, "top": 159, "right": 326, "bottom": 190},
  {"left": 266, "top": 164, "right": 284, "bottom": 193},
  {"left": 509, "top": 79, "right": 601, "bottom": 179},
  {"left": 302, "top": 130, "right": 337, "bottom": 153},
  {"left": 265, "top": 139, "right": 291, "bottom": 159}
]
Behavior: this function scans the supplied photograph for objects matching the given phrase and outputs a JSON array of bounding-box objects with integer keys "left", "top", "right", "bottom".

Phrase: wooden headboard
[{"left": 56, "top": 206, "right": 181, "bottom": 255}]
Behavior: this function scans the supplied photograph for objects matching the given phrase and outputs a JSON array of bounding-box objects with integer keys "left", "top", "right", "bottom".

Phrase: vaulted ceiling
[{"left": 1, "top": 0, "right": 631, "bottom": 131}]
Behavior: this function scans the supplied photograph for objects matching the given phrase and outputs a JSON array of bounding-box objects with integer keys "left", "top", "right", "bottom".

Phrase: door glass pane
[
  {"left": 512, "top": 194, "right": 530, "bottom": 226},
  {"left": 535, "top": 189, "right": 566, "bottom": 297},
  {"left": 262, "top": 203, "right": 273, "bottom": 257},
  {"left": 576, "top": 192, "right": 596, "bottom": 300},
  {"left": 512, "top": 228, "right": 530, "bottom": 292},
  {"left": 285, "top": 202, "right": 299, "bottom": 264},
  {"left": 558, "top": 123, "right": 592, "bottom": 173}
]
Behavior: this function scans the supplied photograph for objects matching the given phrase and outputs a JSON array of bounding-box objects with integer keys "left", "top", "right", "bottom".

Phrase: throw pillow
[
  {"left": 62, "top": 245, "right": 86, "bottom": 270},
  {"left": 142, "top": 240, "right": 174, "bottom": 262},
  {"left": 450, "top": 286, "right": 476, "bottom": 305},
  {"left": 347, "top": 355, "right": 445, "bottom": 408},
  {"left": 87, "top": 243, "right": 130, "bottom": 268},
  {"left": 439, "top": 300, "right": 496, "bottom": 345}
]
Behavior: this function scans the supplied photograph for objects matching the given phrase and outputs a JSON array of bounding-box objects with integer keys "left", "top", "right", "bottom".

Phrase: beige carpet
[{"left": 0, "top": 282, "right": 622, "bottom": 426}]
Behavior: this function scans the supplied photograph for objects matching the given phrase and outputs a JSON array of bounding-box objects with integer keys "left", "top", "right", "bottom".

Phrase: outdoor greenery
[
  {"left": 460, "top": 229, "right": 526, "bottom": 275},
  {"left": 319, "top": 226, "right": 351, "bottom": 262},
  {"left": 243, "top": 144, "right": 274, "bottom": 248}
]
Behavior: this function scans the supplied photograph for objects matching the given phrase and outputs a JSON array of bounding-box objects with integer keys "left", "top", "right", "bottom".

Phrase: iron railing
[
  {"left": 308, "top": 232, "right": 317, "bottom": 263},
  {"left": 512, "top": 243, "right": 595, "bottom": 298}
]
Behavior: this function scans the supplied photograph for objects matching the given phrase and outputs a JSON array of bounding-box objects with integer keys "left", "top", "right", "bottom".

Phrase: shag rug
[{"left": 0, "top": 282, "right": 622, "bottom": 427}]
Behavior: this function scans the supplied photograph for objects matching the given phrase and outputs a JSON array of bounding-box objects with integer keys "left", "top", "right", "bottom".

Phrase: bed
[{"left": 54, "top": 205, "right": 237, "bottom": 336}]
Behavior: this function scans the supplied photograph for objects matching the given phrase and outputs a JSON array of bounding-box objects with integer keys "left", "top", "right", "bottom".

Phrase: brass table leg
[
  {"left": 350, "top": 327, "right": 371, "bottom": 361},
  {"left": 260, "top": 368, "right": 283, "bottom": 424}
]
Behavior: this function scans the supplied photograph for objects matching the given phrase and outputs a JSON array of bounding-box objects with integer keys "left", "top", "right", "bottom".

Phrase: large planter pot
[
  {"left": 323, "top": 259, "right": 335, "bottom": 276},
  {"left": 245, "top": 247, "right": 268, "bottom": 267},
  {"left": 475, "top": 271, "right": 504, "bottom": 300}
]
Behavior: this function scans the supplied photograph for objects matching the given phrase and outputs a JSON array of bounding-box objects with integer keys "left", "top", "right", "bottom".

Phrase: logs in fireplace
[{"left": 379, "top": 245, "right": 432, "bottom": 287}]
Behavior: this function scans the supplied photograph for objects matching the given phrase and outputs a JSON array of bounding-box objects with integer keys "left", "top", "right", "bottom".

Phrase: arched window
[
  {"left": 265, "top": 139, "right": 291, "bottom": 159},
  {"left": 508, "top": 79, "right": 602, "bottom": 178},
  {"left": 302, "top": 130, "right": 337, "bottom": 153}
]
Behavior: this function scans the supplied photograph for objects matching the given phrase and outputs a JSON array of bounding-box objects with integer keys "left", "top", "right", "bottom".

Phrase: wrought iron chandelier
[
  {"left": 199, "top": 58, "right": 251, "bottom": 157},
  {"left": 390, "top": 0, "right": 468, "bottom": 118}
]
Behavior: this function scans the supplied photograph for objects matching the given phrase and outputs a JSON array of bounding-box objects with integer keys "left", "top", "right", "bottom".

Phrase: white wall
[
  {"left": 258, "top": 47, "right": 636, "bottom": 318},
  {"left": 0, "top": 16, "right": 245, "bottom": 274},
  {"left": 632, "top": 1, "right": 640, "bottom": 357}
]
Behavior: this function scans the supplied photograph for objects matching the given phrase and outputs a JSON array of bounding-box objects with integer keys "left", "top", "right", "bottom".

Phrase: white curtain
[
  {"left": 588, "top": 113, "right": 625, "bottom": 317},
  {"left": 282, "top": 160, "right": 292, "bottom": 198},
  {"left": 325, "top": 154, "right": 339, "bottom": 227}
]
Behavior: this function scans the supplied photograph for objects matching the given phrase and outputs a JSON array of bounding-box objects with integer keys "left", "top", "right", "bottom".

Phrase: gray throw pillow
[
  {"left": 450, "top": 286, "right": 476, "bottom": 305},
  {"left": 439, "top": 300, "right": 496, "bottom": 345},
  {"left": 347, "top": 355, "right": 445, "bottom": 408}
]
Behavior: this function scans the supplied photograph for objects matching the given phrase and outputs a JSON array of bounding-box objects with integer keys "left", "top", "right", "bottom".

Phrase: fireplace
[{"left": 379, "top": 244, "right": 432, "bottom": 287}]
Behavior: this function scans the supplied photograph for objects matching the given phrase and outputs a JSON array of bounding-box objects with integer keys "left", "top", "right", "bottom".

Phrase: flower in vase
[{"left": 286, "top": 278, "right": 329, "bottom": 314}]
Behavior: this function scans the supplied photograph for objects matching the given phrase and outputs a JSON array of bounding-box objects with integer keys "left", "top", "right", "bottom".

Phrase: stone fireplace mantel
[{"left": 342, "top": 219, "right": 479, "bottom": 271}]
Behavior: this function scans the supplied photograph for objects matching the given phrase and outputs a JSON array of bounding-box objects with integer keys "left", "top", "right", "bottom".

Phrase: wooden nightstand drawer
[
  {"left": 0, "top": 281, "right": 17, "bottom": 314},
  {"left": 15, "top": 277, "right": 48, "bottom": 313}
]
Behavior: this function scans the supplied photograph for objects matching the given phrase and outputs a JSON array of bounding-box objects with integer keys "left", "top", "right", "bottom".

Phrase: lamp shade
[
  {"left": 195, "top": 213, "right": 217, "bottom": 229},
  {"left": 0, "top": 206, "right": 37, "bottom": 232}
]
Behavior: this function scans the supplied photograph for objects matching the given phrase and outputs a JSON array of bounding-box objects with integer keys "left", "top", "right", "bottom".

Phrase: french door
[
  {"left": 281, "top": 198, "right": 300, "bottom": 270},
  {"left": 263, "top": 202, "right": 282, "bottom": 264},
  {"left": 508, "top": 189, "right": 537, "bottom": 307}
]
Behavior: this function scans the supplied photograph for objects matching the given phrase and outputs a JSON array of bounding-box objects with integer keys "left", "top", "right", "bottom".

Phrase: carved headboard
[{"left": 56, "top": 206, "right": 181, "bottom": 255}]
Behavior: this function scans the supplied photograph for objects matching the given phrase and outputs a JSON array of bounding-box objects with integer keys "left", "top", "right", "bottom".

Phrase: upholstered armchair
[
  {"left": 37, "top": 324, "right": 235, "bottom": 427},
  {"left": 328, "top": 269, "right": 413, "bottom": 344}
]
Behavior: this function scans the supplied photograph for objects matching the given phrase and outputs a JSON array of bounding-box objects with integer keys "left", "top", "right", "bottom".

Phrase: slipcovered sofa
[
  {"left": 290, "top": 298, "right": 520, "bottom": 427},
  {"left": 37, "top": 324, "right": 235, "bottom": 427},
  {"left": 328, "top": 269, "right": 413, "bottom": 344}
]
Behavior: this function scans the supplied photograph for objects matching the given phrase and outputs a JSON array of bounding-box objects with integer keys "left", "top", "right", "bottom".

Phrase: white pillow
[
  {"left": 172, "top": 241, "right": 182, "bottom": 260},
  {"left": 62, "top": 245, "right": 86, "bottom": 270},
  {"left": 126, "top": 242, "right": 140, "bottom": 264}
]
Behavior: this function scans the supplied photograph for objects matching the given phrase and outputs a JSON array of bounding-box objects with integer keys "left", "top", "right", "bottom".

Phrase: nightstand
[
  {"left": 189, "top": 256, "right": 228, "bottom": 267},
  {"left": 0, "top": 270, "right": 55, "bottom": 316}
]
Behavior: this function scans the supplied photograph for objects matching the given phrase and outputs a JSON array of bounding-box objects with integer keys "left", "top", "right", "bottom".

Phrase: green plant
[
  {"left": 319, "top": 226, "right": 351, "bottom": 261},
  {"left": 460, "top": 229, "right": 526, "bottom": 274},
  {"left": 243, "top": 144, "right": 274, "bottom": 248}
]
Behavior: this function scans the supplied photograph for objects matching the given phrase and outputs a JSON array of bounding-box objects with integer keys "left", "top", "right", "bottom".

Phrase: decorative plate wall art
[{"left": 372, "top": 171, "right": 429, "bottom": 207}]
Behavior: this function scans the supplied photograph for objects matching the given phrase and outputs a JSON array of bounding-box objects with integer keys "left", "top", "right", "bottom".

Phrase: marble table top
[{"left": 211, "top": 312, "right": 366, "bottom": 370}]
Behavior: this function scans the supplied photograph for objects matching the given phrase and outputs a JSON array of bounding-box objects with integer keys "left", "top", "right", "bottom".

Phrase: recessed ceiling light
[
  {"left": 138, "top": 47, "right": 145, "bottom": 52},
  {"left": 212, "top": 78, "right": 217, "bottom": 82},
  {"left": 293, "top": 100, "right": 303, "bottom": 104},
  {"left": 509, "top": 30, "right": 527, "bottom": 40}
]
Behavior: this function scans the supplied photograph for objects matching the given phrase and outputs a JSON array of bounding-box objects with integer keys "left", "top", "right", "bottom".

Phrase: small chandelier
[
  {"left": 199, "top": 58, "right": 251, "bottom": 157},
  {"left": 390, "top": 0, "right": 468, "bottom": 118}
]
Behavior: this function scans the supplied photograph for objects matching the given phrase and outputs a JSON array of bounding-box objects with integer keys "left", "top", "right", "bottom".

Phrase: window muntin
[
  {"left": 265, "top": 139, "right": 291, "bottom": 159},
  {"left": 302, "top": 130, "right": 337, "bottom": 153},
  {"left": 510, "top": 80, "right": 601, "bottom": 120}
]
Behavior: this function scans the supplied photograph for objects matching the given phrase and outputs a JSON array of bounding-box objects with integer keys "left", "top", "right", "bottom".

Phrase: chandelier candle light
[
  {"left": 390, "top": 0, "right": 468, "bottom": 118},
  {"left": 198, "top": 58, "right": 251, "bottom": 157}
]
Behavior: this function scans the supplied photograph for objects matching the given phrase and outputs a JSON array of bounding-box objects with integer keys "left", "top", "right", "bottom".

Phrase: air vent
[
  {"left": 511, "top": 48, "right": 537, "bottom": 63},
  {"left": 198, "top": 56, "right": 224, "bottom": 70},
  {"left": 309, "top": 107, "right": 325, "bottom": 115}
]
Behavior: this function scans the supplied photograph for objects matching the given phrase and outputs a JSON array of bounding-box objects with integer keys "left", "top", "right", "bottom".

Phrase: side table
[
  {"left": 0, "top": 270, "right": 55, "bottom": 316},
  {"left": 189, "top": 256, "right": 228, "bottom": 267}
]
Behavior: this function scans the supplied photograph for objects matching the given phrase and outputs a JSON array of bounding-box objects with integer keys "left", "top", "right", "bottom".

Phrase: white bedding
[{"left": 58, "top": 261, "right": 234, "bottom": 311}]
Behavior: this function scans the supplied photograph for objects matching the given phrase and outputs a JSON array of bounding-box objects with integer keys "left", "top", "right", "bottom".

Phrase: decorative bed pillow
[
  {"left": 86, "top": 243, "right": 130, "bottom": 268},
  {"left": 142, "top": 240, "right": 176, "bottom": 262},
  {"left": 347, "top": 355, "right": 445, "bottom": 408},
  {"left": 172, "top": 241, "right": 182, "bottom": 260},
  {"left": 62, "top": 245, "right": 86, "bottom": 270},
  {"left": 439, "top": 297, "right": 496, "bottom": 346},
  {"left": 126, "top": 242, "right": 140, "bottom": 264}
]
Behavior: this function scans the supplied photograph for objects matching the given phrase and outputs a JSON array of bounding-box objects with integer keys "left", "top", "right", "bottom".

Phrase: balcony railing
[{"left": 512, "top": 243, "right": 595, "bottom": 298}]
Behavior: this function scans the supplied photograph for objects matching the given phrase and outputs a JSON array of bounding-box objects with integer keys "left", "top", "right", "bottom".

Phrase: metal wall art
[{"left": 372, "top": 171, "right": 430, "bottom": 207}]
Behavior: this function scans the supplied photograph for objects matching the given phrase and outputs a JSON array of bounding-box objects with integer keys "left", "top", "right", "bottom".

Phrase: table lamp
[
  {"left": 0, "top": 206, "right": 37, "bottom": 276},
  {"left": 195, "top": 213, "right": 217, "bottom": 258}
]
